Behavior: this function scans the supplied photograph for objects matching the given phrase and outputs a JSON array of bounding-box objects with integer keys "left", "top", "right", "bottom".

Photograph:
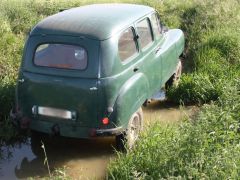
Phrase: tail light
[{"left": 102, "top": 117, "right": 109, "bottom": 125}]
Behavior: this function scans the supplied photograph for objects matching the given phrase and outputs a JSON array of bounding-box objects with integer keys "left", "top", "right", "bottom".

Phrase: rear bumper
[
  {"left": 95, "top": 126, "right": 124, "bottom": 136},
  {"left": 10, "top": 110, "right": 124, "bottom": 138},
  {"left": 31, "top": 120, "right": 124, "bottom": 138}
]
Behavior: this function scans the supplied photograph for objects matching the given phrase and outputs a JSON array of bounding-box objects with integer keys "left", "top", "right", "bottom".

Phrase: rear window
[{"left": 34, "top": 44, "right": 88, "bottom": 70}]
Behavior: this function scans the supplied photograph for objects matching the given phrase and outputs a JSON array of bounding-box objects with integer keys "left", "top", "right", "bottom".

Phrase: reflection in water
[
  {"left": 15, "top": 137, "right": 116, "bottom": 179},
  {"left": 0, "top": 102, "right": 197, "bottom": 179},
  {"left": 15, "top": 156, "right": 46, "bottom": 178},
  {"left": 0, "top": 141, "right": 35, "bottom": 180}
]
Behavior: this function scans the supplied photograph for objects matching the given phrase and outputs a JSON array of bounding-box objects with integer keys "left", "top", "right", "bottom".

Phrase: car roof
[{"left": 30, "top": 3, "right": 155, "bottom": 40}]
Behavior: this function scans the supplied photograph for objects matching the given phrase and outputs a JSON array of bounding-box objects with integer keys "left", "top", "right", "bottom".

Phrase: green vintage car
[{"left": 12, "top": 4, "right": 184, "bottom": 148}]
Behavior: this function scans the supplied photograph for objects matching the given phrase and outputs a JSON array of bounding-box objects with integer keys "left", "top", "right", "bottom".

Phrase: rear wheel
[
  {"left": 31, "top": 131, "right": 48, "bottom": 157},
  {"left": 116, "top": 108, "right": 143, "bottom": 151}
]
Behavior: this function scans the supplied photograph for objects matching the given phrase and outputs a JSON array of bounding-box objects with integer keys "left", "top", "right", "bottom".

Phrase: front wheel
[
  {"left": 166, "top": 60, "right": 182, "bottom": 89},
  {"left": 116, "top": 108, "right": 143, "bottom": 151}
]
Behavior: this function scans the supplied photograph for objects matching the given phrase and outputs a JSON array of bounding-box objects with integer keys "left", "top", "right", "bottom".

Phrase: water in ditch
[{"left": 0, "top": 102, "right": 197, "bottom": 180}]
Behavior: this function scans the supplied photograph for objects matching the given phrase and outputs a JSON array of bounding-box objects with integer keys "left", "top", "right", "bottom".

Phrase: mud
[{"left": 0, "top": 102, "right": 197, "bottom": 180}]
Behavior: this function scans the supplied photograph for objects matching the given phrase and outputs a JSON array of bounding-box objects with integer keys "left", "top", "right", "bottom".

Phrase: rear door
[
  {"left": 17, "top": 35, "right": 100, "bottom": 127},
  {"left": 135, "top": 15, "right": 164, "bottom": 96}
]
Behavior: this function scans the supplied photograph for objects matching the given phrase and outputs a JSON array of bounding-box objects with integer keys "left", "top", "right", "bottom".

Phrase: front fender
[{"left": 111, "top": 72, "right": 149, "bottom": 128}]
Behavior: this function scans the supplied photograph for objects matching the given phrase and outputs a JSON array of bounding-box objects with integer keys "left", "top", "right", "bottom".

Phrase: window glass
[
  {"left": 136, "top": 18, "right": 153, "bottom": 49},
  {"left": 34, "top": 44, "right": 87, "bottom": 70},
  {"left": 118, "top": 28, "right": 138, "bottom": 61},
  {"left": 151, "top": 13, "right": 161, "bottom": 38}
]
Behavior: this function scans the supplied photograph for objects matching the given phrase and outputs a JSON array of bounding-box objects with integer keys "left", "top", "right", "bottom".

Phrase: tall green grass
[
  {"left": 109, "top": 79, "right": 240, "bottom": 179},
  {"left": 167, "top": 0, "right": 240, "bottom": 103}
]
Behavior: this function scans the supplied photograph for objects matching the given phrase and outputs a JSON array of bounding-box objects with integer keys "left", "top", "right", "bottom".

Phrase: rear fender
[{"left": 111, "top": 73, "right": 149, "bottom": 128}]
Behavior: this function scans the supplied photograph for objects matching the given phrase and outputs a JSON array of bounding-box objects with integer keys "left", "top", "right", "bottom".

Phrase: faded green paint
[
  {"left": 31, "top": 4, "right": 154, "bottom": 40},
  {"left": 16, "top": 4, "right": 185, "bottom": 138}
]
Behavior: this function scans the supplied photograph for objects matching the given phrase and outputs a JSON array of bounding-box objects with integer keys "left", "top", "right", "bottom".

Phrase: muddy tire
[
  {"left": 166, "top": 60, "right": 182, "bottom": 89},
  {"left": 31, "top": 131, "right": 45, "bottom": 157},
  {"left": 116, "top": 108, "right": 143, "bottom": 151},
  {"left": 115, "top": 133, "right": 125, "bottom": 151}
]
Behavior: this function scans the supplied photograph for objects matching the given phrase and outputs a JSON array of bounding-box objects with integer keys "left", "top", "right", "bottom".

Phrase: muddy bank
[{"left": 0, "top": 103, "right": 196, "bottom": 180}]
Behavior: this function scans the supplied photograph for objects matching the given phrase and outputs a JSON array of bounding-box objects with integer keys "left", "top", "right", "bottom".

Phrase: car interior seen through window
[
  {"left": 34, "top": 44, "right": 88, "bottom": 70},
  {"left": 118, "top": 28, "right": 138, "bottom": 61},
  {"left": 136, "top": 18, "right": 153, "bottom": 49}
]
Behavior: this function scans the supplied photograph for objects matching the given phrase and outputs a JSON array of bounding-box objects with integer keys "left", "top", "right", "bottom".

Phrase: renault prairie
[{"left": 12, "top": 4, "right": 184, "bottom": 149}]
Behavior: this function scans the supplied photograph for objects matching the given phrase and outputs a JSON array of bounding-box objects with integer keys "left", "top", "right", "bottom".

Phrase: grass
[
  {"left": 108, "top": 0, "right": 240, "bottom": 179},
  {"left": 108, "top": 80, "right": 240, "bottom": 179},
  {"left": 0, "top": 0, "right": 239, "bottom": 179},
  {"left": 27, "top": 167, "right": 71, "bottom": 180}
]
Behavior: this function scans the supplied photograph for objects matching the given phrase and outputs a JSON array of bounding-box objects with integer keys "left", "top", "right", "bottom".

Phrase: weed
[{"left": 41, "top": 141, "right": 52, "bottom": 178}]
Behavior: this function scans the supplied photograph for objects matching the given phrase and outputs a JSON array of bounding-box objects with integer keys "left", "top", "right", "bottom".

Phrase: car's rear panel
[{"left": 17, "top": 35, "right": 101, "bottom": 138}]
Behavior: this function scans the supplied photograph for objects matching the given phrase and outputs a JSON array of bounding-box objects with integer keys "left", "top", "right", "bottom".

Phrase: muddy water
[
  {"left": 0, "top": 102, "right": 196, "bottom": 180},
  {"left": 143, "top": 101, "right": 196, "bottom": 125},
  {"left": 0, "top": 137, "right": 116, "bottom": 180}
]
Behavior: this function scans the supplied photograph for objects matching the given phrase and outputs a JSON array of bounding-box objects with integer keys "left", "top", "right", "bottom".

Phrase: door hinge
[
  {"left": 90, "top": 87, "right": 98, "bottom": 91},
  {"left": 18, "top": 78, "right": 25, "bottom": 83}
]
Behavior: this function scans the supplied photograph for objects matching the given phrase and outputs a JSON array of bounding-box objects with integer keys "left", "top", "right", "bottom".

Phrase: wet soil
[{"left": 0, "top": 102, "right": 197, "bottom": 180}]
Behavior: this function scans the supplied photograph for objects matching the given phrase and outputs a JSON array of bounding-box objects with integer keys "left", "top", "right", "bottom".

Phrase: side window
[
  {"left": 118, "top": 28, "right": 138, "bottom": 61},
  {"left": 136, "top": 18, "right": 153, "bottom": 49},
  {"left": 151, "top": 13, "right": 162, "bottom": 39}
]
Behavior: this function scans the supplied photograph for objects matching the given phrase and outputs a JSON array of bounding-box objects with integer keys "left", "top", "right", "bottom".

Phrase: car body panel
[
  {"left": 18, "top": 71, "right": 98, "bottom": 127},
  {"left": 160, "top": 29, "right": 184, "bottom": 84}
]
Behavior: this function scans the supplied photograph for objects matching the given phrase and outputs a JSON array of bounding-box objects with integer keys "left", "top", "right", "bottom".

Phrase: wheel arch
[{"left": 110, "top": 72, "right": 149, "bottom": 129}]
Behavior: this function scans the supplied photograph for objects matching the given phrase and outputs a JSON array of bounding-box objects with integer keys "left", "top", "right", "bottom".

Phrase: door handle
[
  {"left": 133, "top": 67, "right": 139, "bottom": 72},
  {"left": 155, "top": 46, "right": 161, "bottom": 54}
]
